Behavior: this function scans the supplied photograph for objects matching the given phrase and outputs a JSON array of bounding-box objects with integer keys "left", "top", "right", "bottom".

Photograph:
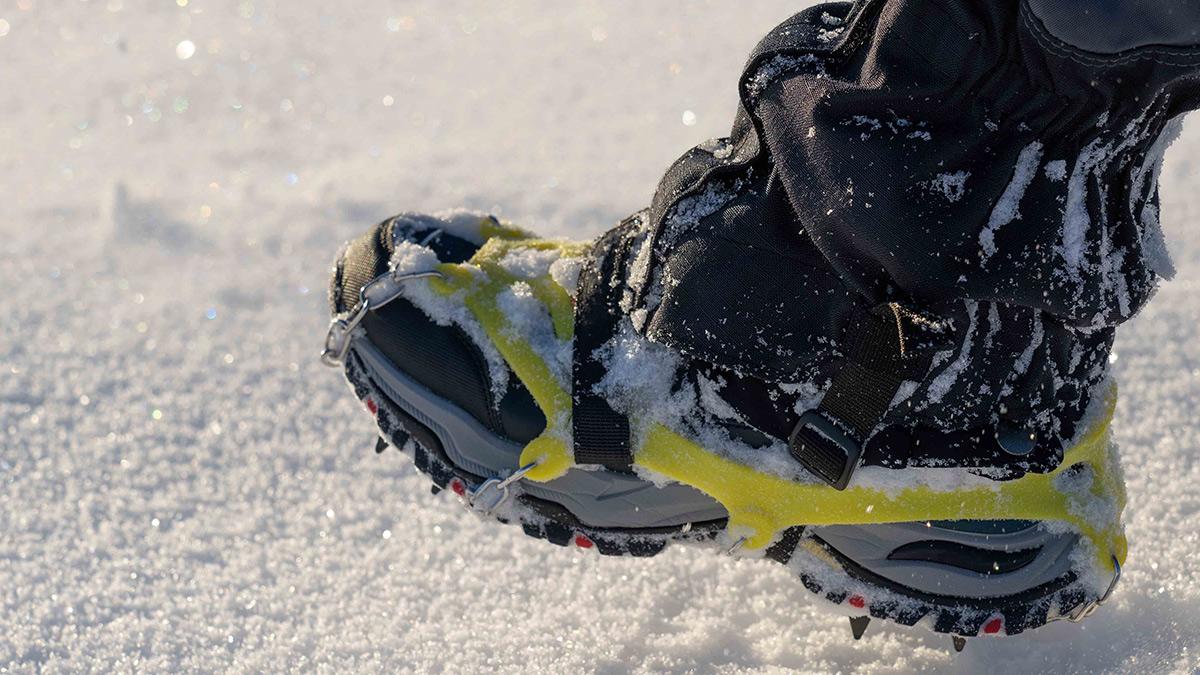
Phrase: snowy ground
[{"left": 2, "top": 1, "right": 1199, "bottom": 672}]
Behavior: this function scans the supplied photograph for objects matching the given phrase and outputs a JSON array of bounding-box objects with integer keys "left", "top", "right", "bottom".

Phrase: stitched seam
[{"left": 1021, "top": 0, "right": 1200, "bottom": 67}]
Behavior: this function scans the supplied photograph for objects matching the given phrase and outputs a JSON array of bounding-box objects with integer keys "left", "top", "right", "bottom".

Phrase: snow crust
[
  {"left": 928, "top": 170, "right": 970, "bottom": 203},
  {"left": 980, "top": 142, "right": 1043, "bottom": 262},
  {"left": 2, "top": 1, "right": 1198, "bottom": 673},
  {"left": 1060, "top": 109, "right": 1170, "bottom": 325},
  {"left": 923, "top": 301, "right": 979, "bottom": 406}
]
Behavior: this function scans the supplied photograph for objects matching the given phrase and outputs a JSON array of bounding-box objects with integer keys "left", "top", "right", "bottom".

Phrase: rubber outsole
[
  {"left": 338, "top": 342, "right": 1107, "bottom": 638},
  {"left": 355, "top": 334, "right": 729, "bottom": 529}
]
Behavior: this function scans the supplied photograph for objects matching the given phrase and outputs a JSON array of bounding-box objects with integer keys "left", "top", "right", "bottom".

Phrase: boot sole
[{"left": 340, "top": 338, "right": 1103, "bottom": 638}]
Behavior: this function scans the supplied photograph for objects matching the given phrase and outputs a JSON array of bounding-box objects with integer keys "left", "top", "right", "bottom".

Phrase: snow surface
[{"left": 2, "top": 1, "right": 1199, "bottom": 672}]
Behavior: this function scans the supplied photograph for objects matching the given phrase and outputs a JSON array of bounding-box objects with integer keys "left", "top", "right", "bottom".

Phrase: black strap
[
  {"left": 789, "top": 303, "right": 939, "bottom": 489},
  {"left": 571, "top": 226, "right": 637, "bottom": 471}
]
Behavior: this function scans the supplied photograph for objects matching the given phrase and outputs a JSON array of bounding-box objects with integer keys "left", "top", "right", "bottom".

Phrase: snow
[
  {"left": 495, "top": 281, "right": 570, "bottom": 387},
  {"left": 980, "top": 142, "right": 1043, "bottom": 262},
  {"left": 1002, "top": 314, "right": 1046, "bottom": 398},
  {"left": 1133, "top": 116, "right": 1186, "bottom": 282},
  {"left": 1045, "top": 159, "right": 1068, "bottom": 183},
  {"left": 1060, "top": 110, "right": 1162, "bottom": 308},
  {"left": 922, "top": 302, "right": 980, "bottom": 407},
  {"left": 547, "top": 255, "right": 583, "bottom": 298},
  {"left": 657, "top": 177, "right": 745, "bottom": 252},
  {"left": 929, "top": 170, "right": 970, "bottom": 203},
  {"left": 2, "top": 1, "right": 1199, "bottom": 673},
  {"left": 746, "top": 52, "right": 826, "bottom": 101},
  {"left": 696, "top": 374, "right": 744, "bottom": 422}
]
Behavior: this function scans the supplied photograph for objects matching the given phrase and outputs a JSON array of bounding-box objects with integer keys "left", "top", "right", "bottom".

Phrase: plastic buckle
[{"left": 788, "top": 410, "right": 864, "bottom": 491}]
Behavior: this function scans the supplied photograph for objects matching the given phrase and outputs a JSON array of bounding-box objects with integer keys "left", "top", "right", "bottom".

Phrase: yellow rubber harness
[{"left": 429, "top": 229, "right": 1127, "bottom": 572}]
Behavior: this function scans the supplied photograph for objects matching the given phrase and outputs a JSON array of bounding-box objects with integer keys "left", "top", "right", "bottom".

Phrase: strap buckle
[{"left": 788, "top": 410, "right": 864, "bottom": 490}]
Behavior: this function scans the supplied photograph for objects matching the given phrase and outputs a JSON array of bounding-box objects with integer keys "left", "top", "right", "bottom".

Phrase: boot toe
[{"left": 328, "top": 214, "right": 545, "bottom": 444}]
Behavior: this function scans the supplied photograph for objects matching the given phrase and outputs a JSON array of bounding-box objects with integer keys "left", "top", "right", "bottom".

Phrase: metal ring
[
  {"left": 1098, "top": 554, "right": 1122, "bottom": 604},
  {"left": 1062, "top": 554, "right": 1121, "bottom": 623},
  {"left": 417, "top": 228, "right": 443, "bottom": 247},
  {"left": 319, "top": 269, "right": 445, "bottom": 367},
  {"left": 466, "top": 462, "right": 542, "bottom": 516},
  {"left": 319, "top": 299, "right": 371, "bottom": 367}
]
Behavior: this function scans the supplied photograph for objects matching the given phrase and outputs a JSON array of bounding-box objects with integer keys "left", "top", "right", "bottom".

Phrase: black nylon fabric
[
  {"left": 757, "top": 0, "right": 1200, "bottom": 325},
  {"left": 692, "top": 360, "right": 1069, "bottom": 473},
  {"left": 571, "top": 220, "right": 639, "bottom": 471},
  {"left": 643, "top": 168, "right": 858, "bottom": 384},
  {"left": 333, "top": 222, "right": 391, "bottom": 315},
  {"left": 1027, "top": 0, "right": 1200, "bottom": 55},
  {"left": 615, "top": 0, "right": 1199, "bottom": 472}
]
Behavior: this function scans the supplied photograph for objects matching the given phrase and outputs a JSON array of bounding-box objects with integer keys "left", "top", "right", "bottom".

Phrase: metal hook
[
  {"left": 320, "top": 269, "right": 444, "bottom": 367},
  {"left": 320, "top": 299, "right": 371, "bottom": 367},
  {"left": 466, "top": 462, "right": 540, "bottom": 516},
  {"left": 417, "top": 228, "right": 443, "bottom": 247},
  {"left": 1062, "top": 554, "right": 1122, "bottom": 623}
]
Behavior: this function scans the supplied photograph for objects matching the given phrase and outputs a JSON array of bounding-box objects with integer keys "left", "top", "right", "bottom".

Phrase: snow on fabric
[
  {"left": 745, "top": 53, "right": 827, "bottom": 100},
  {"left": 1132, "top": 115, "right": 1186, "bottom": 282},
  {"left": 980, "top": 142, "right": 1043, "bottom": 262},
  {"left": 389, "top": 237, "right": 511, "bottom": 400},
  {"left": 1060, "top": 109, "right": 1168, "bottom": 326},
  {"left": 929, "top": 170, "right": 970, "bottom": 203}
]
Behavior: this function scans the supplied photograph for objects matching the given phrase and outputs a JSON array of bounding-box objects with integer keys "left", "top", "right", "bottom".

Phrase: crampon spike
[
  {"left": 849, "top": 616, "right": 870, "bottom": 640},
  {"left": 375, "top": 437, "right": 388, "bottom": 454},
  {"left": 952, "top": 635, "right": 967, "bottom": 653}
]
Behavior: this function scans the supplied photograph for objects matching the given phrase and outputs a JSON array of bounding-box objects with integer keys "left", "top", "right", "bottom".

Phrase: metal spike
[
  {"left": 849, "top": 616, "right": 870, "bottom": 640},
  {"left": 375, "top": 437, "right": 389, "bottom": 454},
  {"left": 430, "top": 484, "right": 443, "bottom": 496},
  {"left": 952, "top": 635, "right": 967, "bottom": 653}
]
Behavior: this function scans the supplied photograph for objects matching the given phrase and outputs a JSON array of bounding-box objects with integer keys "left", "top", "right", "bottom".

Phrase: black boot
[{"left": 323, "top": 1, "right": 1199, "bottom": 639}]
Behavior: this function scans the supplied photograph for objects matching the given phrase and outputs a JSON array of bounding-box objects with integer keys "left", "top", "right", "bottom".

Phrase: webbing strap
[
  {"left": 790, "top": 304, "right": 937, "bottom": 489},
  {"left": 820, "top": 308, "right": 917, "bottom": 439},
  {"left": 571, "top": 228, "right": 634, "bottom": 471}
]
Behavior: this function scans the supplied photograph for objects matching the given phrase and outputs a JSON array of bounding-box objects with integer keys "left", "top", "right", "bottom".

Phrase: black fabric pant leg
[{"left": 1027, "top": 0, "right": 1200, "bottom": 54}]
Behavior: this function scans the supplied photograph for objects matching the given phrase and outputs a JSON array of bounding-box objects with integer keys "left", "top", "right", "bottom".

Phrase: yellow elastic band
[{"left": 432, "top": 236, "right": 1126, "bottom": 571}]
